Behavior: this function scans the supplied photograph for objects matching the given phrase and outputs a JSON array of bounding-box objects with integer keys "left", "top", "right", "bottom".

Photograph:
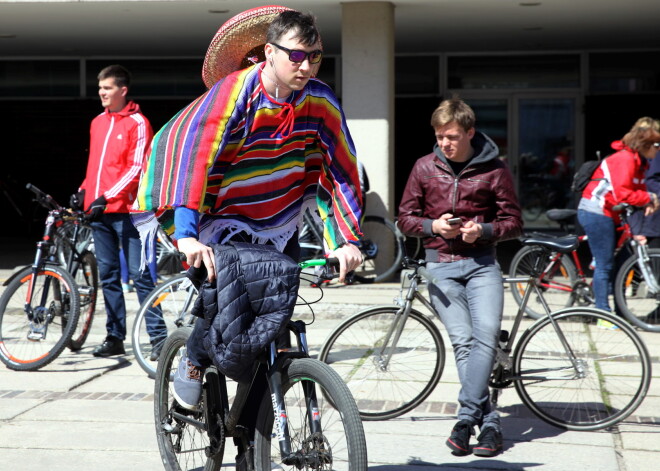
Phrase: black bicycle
[
  {"left": 154, "top": 258, "right": 368, "bottom": 471},
  {"left": 0, "top": 184, "right": 98, "bottom": 370}
]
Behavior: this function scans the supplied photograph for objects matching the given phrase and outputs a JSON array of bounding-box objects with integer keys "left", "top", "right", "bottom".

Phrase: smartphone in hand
[{"left": 447, "top": 217, "right": 462, "bottom": 225}]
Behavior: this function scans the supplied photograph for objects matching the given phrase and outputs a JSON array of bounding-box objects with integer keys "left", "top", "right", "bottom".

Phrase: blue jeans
[
  {"left": 577, "top": 210, "right": 616, "bottom": 311},
  {"left": 427, "top": 256, "right": 503, "bottom": 431},
  {"left": 91, "top": 213, "right": 165, "bottom": 341}
]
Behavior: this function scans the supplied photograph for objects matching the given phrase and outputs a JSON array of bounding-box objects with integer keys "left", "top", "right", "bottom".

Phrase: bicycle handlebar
[
  {"left": 185, "top": 256, "right": 340, "bottom": 289},
  {"left": 26, "top": 183, "right": 61, "bottom": 211}
]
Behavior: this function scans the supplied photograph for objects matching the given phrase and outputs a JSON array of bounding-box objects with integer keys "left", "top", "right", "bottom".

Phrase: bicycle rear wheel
[
  {"left": 352, "top": 216, "right": 403, "bottom": 283},
  {"left": 317, "top": 306, "right": 445, "bottom": 420},
  {"left": 0, "top": 264, "right": 80, "bottom": 371},
  {"left": 154, "top": 326, "right": 224, "bottom": 471},
  {"left": 132, "top": 273, "right": 197, "bottom": 378},
  {"left": 614, "top": 248, "right": 660, "bottom": 332},
  {"left": 513, "top": 307, "right": 651, "bottom": 431},
  {"left": 68, "top": 250, "right": 98, "bottom": 351},
  {"left": 509, "top": 245, "right": 578, "bottom": 319},
  {"left": 254, "top": 357, "right": 367, "bottom": 471}
]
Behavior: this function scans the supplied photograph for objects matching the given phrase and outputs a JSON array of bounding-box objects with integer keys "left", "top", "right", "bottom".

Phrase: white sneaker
[{"left": 172, "top": 353, "right": 204, "bottom": 410}]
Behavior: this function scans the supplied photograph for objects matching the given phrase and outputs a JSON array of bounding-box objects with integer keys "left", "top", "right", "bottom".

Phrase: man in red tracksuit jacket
[{"left": 72, "top": 64, "right": 165, "bottom": 357}]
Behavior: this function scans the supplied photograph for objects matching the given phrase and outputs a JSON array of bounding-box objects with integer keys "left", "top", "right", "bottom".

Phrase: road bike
[
  {"left": 299, "top": 208, "right": 404, "bottom": 283},
  {"left": 132, "top": 272, "right": 197, "bottom": 378},
  {"left": 319, "top": 238, "right": 651, "bottom": 430},
  {"left": 154, "top": 258, "right": 367, "bottom": 470},
  {"left": 0, "top": 184, "right": 99, "bottom": 370},
  {"left": 508, "top": 207, "right": 660, "bottom": 332}
]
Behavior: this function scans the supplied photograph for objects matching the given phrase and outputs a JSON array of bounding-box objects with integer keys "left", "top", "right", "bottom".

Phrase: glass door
[{"left": 515, "top": 96, "right": 579, "bottom": 227}]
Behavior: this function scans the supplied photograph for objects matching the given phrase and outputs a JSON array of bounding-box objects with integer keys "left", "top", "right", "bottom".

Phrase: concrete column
[{"left": 341, "top": 1, "right": 395, "bottom": 217}]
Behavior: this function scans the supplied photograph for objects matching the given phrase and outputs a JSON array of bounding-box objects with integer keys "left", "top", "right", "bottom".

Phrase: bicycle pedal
[
  {"left": 78, "top": 286, "right": 93, "bottom": 296},
  {"left": 27, "top": 327, "right": 45, "bottom": 341}
]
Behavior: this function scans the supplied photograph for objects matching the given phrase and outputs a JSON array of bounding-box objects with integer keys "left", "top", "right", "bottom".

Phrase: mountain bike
[
  {"left": 154, "top": 258, "right": 367, "bottom": 471},
  {"left": 0, "top": 184, "right": 99, "bottom": 371},
  {"left": 319, "top": 238, "right": 651, "bottom": 430},
  {"left": 132, "top": 272, "right": 197, "bottom": 378},
  {"left": 299, "top": 208, "right": 404, "bottom": 283},
  {"left": 50, "top": 198, "right": 98, "bottom": 350}
]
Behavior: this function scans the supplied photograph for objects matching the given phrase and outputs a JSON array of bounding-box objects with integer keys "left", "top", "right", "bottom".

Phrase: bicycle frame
[
  {"left": 169, "top": 320, "right": 325, "bottom": 467},
  {"left": 401, "top": 258, "right": 587, "bottom": 386}
]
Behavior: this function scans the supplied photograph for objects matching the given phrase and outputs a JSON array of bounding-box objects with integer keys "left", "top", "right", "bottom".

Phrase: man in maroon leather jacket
[{"left": 398, "top": 97, "right": 522, "bottom": 458}]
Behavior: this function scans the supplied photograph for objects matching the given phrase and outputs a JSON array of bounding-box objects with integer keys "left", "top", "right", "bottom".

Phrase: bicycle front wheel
[
  {"left": 132, "top": 273, "right": 197, "bottom": 378},
  {"left": 614, "top": 248, "right": 660, "bottom": 332},
  {"left": 0, "top": 264, "right": 80, "bottom": 371},
  {"left": 513, "top": 307, "right": 651, "bottom": 431},
  {"left": 68, "top": 250, "right": 98, "bottom": 351},
  {"left": 509, "top": 245, "right": 578, "bottom": 319},
  {"left": 352, "top": 216, "right": 404, "bottom": 283},
  {"left": 317, "top": 306, "right": 445, "bottom": 420},
  {"left": 254, "top": 357, "right": 367, "bottom": 471},
  {"left": 154, "top": 326, "right": 223, "bottom": 471}
]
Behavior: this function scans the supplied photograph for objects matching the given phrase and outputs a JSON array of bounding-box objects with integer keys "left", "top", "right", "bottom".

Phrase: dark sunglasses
[{"left": 271, "top": 43, "right": 323, "bottom": 64}]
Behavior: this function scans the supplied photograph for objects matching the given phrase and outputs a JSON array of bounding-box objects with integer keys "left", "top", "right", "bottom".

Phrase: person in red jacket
[
  {"left": 578, "top": 117, "right": 660, "bottom": 317},
  {"left": 71, "top": 64, "right": 164, "bottom": 357},
  {"left": 398, "top": 97, "right": 522, "bottom": 458}
]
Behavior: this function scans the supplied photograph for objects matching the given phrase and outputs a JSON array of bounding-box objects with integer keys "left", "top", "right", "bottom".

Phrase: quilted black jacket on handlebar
[{"left": 193, "top": 242, "right": 301, "bottom": 383}]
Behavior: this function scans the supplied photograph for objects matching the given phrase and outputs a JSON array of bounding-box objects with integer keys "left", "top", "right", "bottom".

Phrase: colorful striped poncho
[{"left": 135, "top": 63, "right": 362, "bottom": 252}]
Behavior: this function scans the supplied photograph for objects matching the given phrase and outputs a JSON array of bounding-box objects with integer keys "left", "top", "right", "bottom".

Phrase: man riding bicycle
[{"left": 134, "top": 6, "right": 363, "bottom": 467}]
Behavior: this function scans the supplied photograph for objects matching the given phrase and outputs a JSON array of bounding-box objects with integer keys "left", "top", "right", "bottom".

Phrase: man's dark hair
[
  {"left": 97, "top": 64, "right": 131, "bottom": 89},
  {"left": 267, "top": 11, "right": 320, "bottom": 46}
]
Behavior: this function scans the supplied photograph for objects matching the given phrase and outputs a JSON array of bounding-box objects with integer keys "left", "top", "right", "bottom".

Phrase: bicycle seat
[
  {"left": 521, "top": 234, "right": 579, "bottom": 253},
  {"left": 545, "top": 208, "right": 577, "bottom": 223}
]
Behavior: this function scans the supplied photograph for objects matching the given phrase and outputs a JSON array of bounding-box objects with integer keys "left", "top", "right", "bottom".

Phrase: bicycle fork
[
  {"left": 633, "top": 243, "right": 660, "bottom": 295},
  {"left": 25, "top": 238, "right": 59, "bottom": 341},
  {"left": 267, "top": 322, "right": 328, "bottom": 468}
]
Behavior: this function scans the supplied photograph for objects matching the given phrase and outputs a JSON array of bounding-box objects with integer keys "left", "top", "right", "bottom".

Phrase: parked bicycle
[
  {"left": 510, "top": 206, "right": 660, "bottom": 332},
  {"left": 154, "top": 257, "right": 367, "bottom": 471},
  {"left": 299, "top": 208, "right": 404, "bottom": 283},
  {"left": 319, "top": 238, "right": 651, "bottom": 431},
  {"left": 0, "top": 184, "right": 99, "bottom": 370}
]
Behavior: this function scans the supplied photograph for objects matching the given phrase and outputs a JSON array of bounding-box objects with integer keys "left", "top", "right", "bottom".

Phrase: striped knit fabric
[{"left": 136, "top": 63, "right": 362, "bottom": 251}]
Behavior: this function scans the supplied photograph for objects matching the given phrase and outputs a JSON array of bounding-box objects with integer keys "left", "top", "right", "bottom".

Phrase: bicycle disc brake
[{"left": 285, "top": 431, "right": 331, "bottom": 468}]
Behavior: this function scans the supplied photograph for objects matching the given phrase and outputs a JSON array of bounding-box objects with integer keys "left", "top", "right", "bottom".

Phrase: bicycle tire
[
  {"left": 132, "top": 273, "right": 197, "bottom": 378},
  {"left": 317, "top": 305, "right": 445, "bottom": 420},
  {"left": 254, "top": 357, "right": 368, "bottom": 471},
  {"left": 0, "top": 264, "right": 80, "bottom": 371},
  {"left": 154, "top": 326, "right": 223, "bottom": 471},
  {"left": 68, "top": 250, "right": 98, "bottom": 351},
  {"left": 513, "top": 307, "right": 651, "bottom": 431},
  {"left": 509, "top": 245, "right": 578, "bottom": 319},
  {"left": 352, "top": 216, "right": 404, "bottom": 283},
  {"left": 614, "top": 248, "right": 660, "bottom": 332}
]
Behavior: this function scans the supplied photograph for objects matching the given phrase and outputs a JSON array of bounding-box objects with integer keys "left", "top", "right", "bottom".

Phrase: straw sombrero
[{"left": 202, "top": 5, "right": 292, "bottom": 89}]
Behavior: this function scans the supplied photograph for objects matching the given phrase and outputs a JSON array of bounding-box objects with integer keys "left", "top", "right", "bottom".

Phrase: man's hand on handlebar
[
  {"left": 328, "top": 243, "right": 362, "bottom": 284},
  {"left": 177, "top": 237, "right": 216, "bottom": 282}
]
